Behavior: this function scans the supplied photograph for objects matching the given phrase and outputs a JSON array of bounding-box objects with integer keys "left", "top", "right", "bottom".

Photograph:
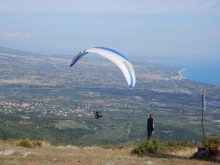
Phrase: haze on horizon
[{"left": 0, "top": 0, "right": 220, "bottom": 60}]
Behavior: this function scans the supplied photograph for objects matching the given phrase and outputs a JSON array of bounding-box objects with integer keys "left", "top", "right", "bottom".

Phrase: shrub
[
  {"left": 19, "top": 140, "right": 32, "bottom": 148},
  {"left": 131, "top": 138, "right": 194, "bottom": 155},
  {"left": 180, "top": 140, "right": 191, "bottom": 147},
  {"left": 167, "top": 140, "right": 177, "bottom": 147},
  {"left": 32, "top": 141, "right": 42, "bottom": 147},
  {"left": 201, "top": 136, "right": 220, "bottom": 156},
  {"left": 131, "top": 138, "right": 161, "bottom": 154},
  {"left": 18, "top": 140, "right": 44, "bottom": 148}
]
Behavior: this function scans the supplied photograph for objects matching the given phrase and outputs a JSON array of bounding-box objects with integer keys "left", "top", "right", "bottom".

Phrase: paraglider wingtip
[{"left": 70, "top": 61, "right": 73, "bottom": 67}]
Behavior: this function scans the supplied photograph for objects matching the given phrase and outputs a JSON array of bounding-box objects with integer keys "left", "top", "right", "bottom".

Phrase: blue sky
[{"left": 0, "top": 0, "right": 220, "bottom": 59}]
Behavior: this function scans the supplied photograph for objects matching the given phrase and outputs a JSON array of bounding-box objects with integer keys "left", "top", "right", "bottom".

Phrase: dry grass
[
  {"left": 167, "top": 147, "right": 198, "bottom": 158},
  {"left": 0, "top": 142, "right": 219, "bottom": 165}
]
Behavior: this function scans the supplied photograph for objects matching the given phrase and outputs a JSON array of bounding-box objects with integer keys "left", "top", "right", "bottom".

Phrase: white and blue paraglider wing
[{"left": 70, "top": 47, "right": 136, "bottom": 88}]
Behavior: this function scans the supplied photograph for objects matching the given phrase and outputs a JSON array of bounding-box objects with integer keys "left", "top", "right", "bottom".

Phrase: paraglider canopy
[{"left": 70, "top": 47, "right": 136, "bottom": 88}]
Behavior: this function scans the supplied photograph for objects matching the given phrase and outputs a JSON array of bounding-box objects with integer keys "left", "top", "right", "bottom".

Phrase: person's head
[{"left": 150, "top": 114, "right": 153, "bottom": 118}]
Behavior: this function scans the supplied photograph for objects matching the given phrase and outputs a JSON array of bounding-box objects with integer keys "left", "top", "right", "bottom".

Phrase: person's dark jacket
[{"left": 147, "top": 117, "right": 154, "bottom": 131}]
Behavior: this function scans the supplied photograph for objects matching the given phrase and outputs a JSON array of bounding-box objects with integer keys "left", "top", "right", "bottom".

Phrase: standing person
[{"left": 147, "top": 114, "right": 154, "bottom": 139}]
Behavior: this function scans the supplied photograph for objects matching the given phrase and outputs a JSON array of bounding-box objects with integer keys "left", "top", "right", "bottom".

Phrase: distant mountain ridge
[
  {"left": 0, "top": 45, "right": 72, "bottom": 59},
  {"left": 0, "top": 45, "right": 49, "bottom": 56}
]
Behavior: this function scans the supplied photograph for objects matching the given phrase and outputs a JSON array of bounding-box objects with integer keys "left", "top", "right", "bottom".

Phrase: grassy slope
[{"left": 0, "top": 142, "right": 219, "bottom": 165}]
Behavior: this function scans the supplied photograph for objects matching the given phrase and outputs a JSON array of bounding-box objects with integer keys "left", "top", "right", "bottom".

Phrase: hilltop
[{"left": 0, "top": 140, "right": 219, "bottom": 165}]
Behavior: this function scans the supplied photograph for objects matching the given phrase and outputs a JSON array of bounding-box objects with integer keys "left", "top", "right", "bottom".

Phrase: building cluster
[{"left": 0, "top": 96, "right": 139, "bottom": 117}]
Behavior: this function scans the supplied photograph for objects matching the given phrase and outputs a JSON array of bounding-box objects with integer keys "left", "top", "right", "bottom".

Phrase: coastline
[
  {"left": 178, "top": 68, "right": 185, "bottom": 79},
  {"left": 154, "top": 60, "right": 220, "bottom": 86}
]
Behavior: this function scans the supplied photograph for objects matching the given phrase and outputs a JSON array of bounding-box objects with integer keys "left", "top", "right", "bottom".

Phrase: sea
[{"left": 152, "top": 59, "right": 220, "bottom": 87}]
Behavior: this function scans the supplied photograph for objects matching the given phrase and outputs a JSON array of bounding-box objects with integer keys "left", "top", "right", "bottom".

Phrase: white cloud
[
  {"left": 24, "top": 33, "right": 31, "bottom": 38},
  {"left": 0, "top": 31, "right": 31, "bottom": 38},
  {"left": 0, "top": 0, "right": 220, "bottom": 14}
]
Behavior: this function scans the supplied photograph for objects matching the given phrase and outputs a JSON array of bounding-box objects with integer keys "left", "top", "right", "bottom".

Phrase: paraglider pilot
[
  {"left": 147, "top": 114, "right": 154, "bottom": 139},
  {"left": 95, "top": 111, "right": 102, "bottom": 119}
]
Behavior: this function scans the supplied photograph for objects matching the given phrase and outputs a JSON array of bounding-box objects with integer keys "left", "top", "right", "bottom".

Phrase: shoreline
[{"left": 178, "top": 68, "right": 185, "bottom": 79}]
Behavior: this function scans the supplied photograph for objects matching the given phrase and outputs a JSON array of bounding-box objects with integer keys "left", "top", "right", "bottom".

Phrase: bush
[
  {"left": 180, "top": 140, "right": 191, "bottom": 147},
  {"left": 167, "top": 140, "right": 177, "bottom": 147},
  {"left": 131, "top": 138, "right": 194, "bottom": 155},
  {"left": 32, "top": 141, "right": 42, "bottom": 147},
  {"left": 18, "top": 140, "right": 43, "bottom": 148},
  {"left": 131, "top": 138, "right": 161, "bottom": 154},
  {"left": 19, "top": 140, "right": 32, "bottom": 148},
  {"left": 202, "top": 136, "right": 220, "bottom": 156}
]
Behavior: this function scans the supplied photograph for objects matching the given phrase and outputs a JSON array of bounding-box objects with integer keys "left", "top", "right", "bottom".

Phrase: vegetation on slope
[
  {"left": 131, "top": 138, "right": 194, "bottom": 154},
  {"left": 0, "top": 139, "right": 219, "bottom": 165}
]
